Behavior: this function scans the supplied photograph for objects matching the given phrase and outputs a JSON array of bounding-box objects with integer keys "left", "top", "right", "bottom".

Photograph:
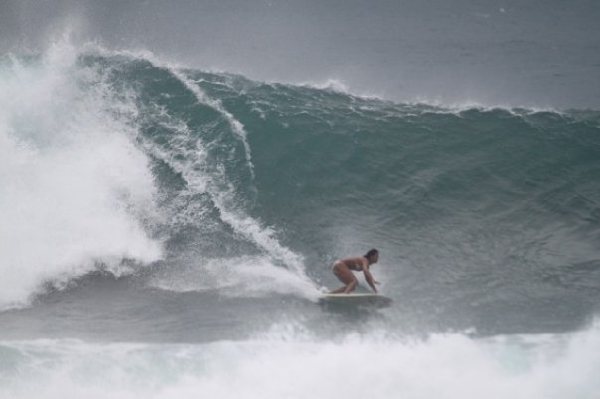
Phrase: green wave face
[{"left": 100, "top": 54, "right": 600, "bottom": 326}]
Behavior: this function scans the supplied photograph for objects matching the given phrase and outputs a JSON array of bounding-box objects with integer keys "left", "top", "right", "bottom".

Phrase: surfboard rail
[{"left": 318, "top": 293, "right": 392, "bottom": 307}]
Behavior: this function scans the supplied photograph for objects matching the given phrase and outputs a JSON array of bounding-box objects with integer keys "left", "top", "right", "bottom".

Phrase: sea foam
[
  {"left": 0, "top": 41, "right": 162, "bottom": 309},
  {"left": 1, "top": 321, "right": 598, "bottom": 399}
]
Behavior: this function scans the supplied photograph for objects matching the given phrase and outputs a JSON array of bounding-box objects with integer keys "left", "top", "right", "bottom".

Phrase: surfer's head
[{"left": 364, "top": 249, "right": 379, "bottom": 264}]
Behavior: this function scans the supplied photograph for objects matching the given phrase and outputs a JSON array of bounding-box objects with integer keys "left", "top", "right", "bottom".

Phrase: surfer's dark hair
[{"left": 364, "top": 249, "right": 379, "bottom": 260}]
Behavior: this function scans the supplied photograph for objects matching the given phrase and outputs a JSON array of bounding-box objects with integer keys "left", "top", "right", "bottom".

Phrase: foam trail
[
  {"left": 167, "top": 67, "right": 255, "bottom": 179},
  {"left": 163, "top": 69, "right": 312, "bottom": 282},
  {"left": 151, "top": 255, "right": 319, "bottom": 298},
  {"left": 133, "top": 100, "right": 318, "bottom": 297}
]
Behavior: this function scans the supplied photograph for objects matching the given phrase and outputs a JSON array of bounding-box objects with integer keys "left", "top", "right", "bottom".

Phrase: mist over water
[{"left": 1, "top": 2, "right": 600, "bottom": 397}]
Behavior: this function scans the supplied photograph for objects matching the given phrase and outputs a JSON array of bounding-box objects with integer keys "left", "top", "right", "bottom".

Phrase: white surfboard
[{"left": 319, "top": 293, "right": 392, "bottom": 307}]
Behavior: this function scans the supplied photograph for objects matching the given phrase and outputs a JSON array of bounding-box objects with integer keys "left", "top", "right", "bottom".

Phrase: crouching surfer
[{"left": 330, "top": 249, "right": 380, "bottom": 294}]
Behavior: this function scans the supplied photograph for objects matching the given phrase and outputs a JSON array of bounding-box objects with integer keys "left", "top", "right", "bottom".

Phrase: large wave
[{"left": 2, "top": 41, "right": 600, "bottom": 331}]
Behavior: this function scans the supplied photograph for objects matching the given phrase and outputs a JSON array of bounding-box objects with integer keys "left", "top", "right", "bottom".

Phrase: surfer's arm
[{"left": 363, "top": 267, "right": 378, "bottom": 293}]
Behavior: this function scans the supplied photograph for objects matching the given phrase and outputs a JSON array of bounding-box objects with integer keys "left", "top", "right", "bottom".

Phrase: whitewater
[{"left": 1, "top": 41, "right": 600, "bottom": 399}]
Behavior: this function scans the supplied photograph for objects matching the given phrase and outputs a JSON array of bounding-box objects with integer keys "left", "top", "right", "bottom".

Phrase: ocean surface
[{"left": 1, "top": 42, "right": 600, "bottom": 398}]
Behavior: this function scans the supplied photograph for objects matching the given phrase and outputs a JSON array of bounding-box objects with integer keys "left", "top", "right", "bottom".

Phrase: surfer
[{"left": 330, "top": 249, "right": 380, "bottom": 294}]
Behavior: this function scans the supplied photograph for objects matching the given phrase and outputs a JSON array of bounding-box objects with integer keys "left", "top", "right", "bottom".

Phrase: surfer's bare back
[{"left": 330, "top": 249, "right": 380, "bottom": 294}]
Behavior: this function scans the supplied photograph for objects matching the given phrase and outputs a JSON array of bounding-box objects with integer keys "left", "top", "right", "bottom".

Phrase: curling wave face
[{"left": 1, "top": 43, "right": 600, "bottom": 335}]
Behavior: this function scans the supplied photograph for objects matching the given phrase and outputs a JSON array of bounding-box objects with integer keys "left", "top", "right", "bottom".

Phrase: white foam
[
  {"left": 166, "top": 67, "right": 255, "bottom": 179},
  {"left": 0, "top": 39, "right": 162, "bottom": 309},
  {"left": 1, "top": 321, "right": 599, "bottom": 399},
  {"left": 390, "top": 93, "right": 568, "bottom": 115},
  {"left": 151, "top": 255, "right": 320, "bottom": 299},
  {"left": 300, "top": 78, "right": 352, "bottom": 93}
]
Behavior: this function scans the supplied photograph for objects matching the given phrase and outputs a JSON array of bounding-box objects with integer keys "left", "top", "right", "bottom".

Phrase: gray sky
[{"left": 2, "top": 0, "right": 600, "bottom": 108}]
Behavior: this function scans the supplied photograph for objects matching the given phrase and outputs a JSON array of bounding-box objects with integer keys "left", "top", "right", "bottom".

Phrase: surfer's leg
[
  {"left": 343, "top": 279, "right": 357, "bottom": 293},
  {"left": 331, "top": 262, "right": 358, "bottom": 294},
  {"left": 330, "top": 285, "right": 348, "bottom": 294}
]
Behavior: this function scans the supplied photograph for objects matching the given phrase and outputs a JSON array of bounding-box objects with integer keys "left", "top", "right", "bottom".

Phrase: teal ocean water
[{"left": 1, "top": 44, "right": 599, "bottom": 398}]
